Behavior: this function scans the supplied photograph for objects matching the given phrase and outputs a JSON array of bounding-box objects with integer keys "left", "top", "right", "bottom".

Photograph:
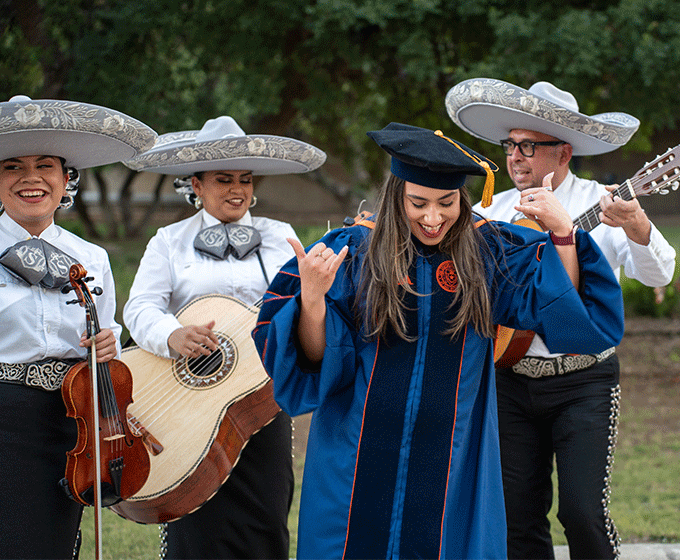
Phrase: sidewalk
[{"left": 554, "top": 543, "right": 680, "bottom": 559}]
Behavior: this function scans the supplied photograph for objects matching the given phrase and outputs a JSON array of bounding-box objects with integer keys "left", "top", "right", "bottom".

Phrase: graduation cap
[{"left": 367, "top": 123, "right": 499, "bottom": 207}]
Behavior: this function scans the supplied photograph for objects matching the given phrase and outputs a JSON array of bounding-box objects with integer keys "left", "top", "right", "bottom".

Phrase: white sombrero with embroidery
[
  {"left": 445, "top": 78, "right": 640, "bottom": 156},
  {"left": 0, "top": 95, "right": 157, "bottom": 168},
  {"left": 124, "top": 116, "right": 327, "bottom": 175}
]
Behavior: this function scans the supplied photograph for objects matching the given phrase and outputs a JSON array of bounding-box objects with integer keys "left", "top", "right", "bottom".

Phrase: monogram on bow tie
[
  {"left": 194, "top": 223, "right": 262, "bottom": 260},
  {"left": 0, "top": 238, "right": 79, "bottom": 288}
]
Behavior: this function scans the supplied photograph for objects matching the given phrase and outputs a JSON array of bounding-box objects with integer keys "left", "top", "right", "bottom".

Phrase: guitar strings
[
  {"left": 127, "top": 297, "right": 268, "bottom": 436},
  {"left": 130, "top": 298, "right": 262, "bottom": 407},
  {"left": 128, "top": 305, "right": 260, "bottom": 436},
  {"left": 575, "top": 168, "right": 674, "bottom": 232}
]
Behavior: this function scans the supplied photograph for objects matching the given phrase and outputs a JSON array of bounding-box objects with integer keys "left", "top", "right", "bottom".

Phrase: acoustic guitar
[
  {"left": 495, "top": 144, "right": 680, "bottom": 367},
  {"left": 110, "top": 294, "right": 280, "bottom": 524}
]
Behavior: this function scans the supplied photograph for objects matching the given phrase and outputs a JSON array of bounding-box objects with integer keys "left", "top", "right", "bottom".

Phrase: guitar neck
[{"left": 572, "top": 181, "right": 636, "bottom": 233}]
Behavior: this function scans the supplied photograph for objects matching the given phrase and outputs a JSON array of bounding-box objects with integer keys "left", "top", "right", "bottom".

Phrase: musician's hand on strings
[
  {"left": 599, "top": 184, "right": 651, "bottom": 245},
  {"left": 515, "top": 172, "right": 572, "bottom": 236},
  {"left": 168, "top": 322, "right": 219, "bottom": 358},
  {"left": 80, "top": 328, "right": 118, "bottom": 362}
]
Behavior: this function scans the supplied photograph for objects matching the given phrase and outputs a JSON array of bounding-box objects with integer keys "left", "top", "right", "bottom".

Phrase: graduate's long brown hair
[{"left": 357, "top": 173, "right": 495, "bottom": 342}]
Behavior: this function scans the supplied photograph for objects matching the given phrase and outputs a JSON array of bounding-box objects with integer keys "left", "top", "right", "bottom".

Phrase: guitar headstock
[{"left": 629, "top": 145, "right": 680, "bottom": 197}]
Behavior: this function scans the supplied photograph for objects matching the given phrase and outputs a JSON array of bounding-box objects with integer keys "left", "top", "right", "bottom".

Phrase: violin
[{"left": 59, "top": 264, "right": 150, "bottom": 511}]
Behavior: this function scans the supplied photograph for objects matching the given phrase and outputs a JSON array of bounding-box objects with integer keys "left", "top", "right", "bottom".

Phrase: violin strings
[{"left": 90, "top": 296, "right": 126, "bottom": 457}]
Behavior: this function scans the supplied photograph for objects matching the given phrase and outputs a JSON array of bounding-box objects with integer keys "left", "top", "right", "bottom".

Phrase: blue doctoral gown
[{"left": 252, "top": 218, "right": 623, "bottom": 560}]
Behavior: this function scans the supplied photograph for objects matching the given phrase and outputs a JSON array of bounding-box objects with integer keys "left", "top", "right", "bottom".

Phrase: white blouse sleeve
[{"left": 123, "top": 230, "right": 183, "bottom": 358}]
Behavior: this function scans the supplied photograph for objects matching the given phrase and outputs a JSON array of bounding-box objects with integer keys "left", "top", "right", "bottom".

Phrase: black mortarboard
[{"left": 367, "top": 123, "right": 499, "bottom": 207}]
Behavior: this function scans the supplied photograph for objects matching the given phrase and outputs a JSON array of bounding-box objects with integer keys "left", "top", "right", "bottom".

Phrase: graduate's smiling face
[{"left": 403, "top": 181, "right": 460, "bottom": 246}]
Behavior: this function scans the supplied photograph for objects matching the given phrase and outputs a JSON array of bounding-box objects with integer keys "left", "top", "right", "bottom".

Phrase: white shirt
[
  {"left": 0, "top": 212, "right": 121, "bottom": 363},
  {"left": 124, "top": 209, "right": 298, "bottom": 359},
  {"left": 473, "top": 170, "right": 676, "bottom": 358}
]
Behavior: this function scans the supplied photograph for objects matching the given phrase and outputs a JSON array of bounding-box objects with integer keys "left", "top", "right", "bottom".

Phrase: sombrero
[
  {"left": 123, "top": 116, "right": 327, "bottom": 175},
  {"left": 0, "top": 95, "right": 157, "bottom": 168},
  {"left": 445, "top": 79, "right": 640, "bottom": 156}
]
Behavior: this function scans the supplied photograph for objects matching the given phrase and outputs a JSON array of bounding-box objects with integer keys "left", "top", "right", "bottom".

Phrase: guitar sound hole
[
  {"left": 187, "top": 350, "right": 223, "bottom": 377},
  {"left": 174, "top": 333, "right": 237, "bottom": 390}
]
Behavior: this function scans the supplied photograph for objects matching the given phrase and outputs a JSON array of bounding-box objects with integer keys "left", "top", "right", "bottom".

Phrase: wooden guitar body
[{"left": 110, "top": 294, "right": 280, "bottom": 524}]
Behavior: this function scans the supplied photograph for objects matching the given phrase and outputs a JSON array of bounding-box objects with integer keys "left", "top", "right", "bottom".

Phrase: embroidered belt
[
  {"left": 512, "top": 347, "right": 616, "bottom": 378},
  {"left": 0, "top": 359, "right": 79, "bottom": 391}
]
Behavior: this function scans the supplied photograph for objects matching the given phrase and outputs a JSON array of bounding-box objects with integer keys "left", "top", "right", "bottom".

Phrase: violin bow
[{"left": 83, "top": 303, "right": 104, "bottom": 560}]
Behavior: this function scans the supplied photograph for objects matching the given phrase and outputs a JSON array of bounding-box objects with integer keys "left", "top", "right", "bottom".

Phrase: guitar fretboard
[{"left": 572, "top": 181, "right": 636, "bottom": 233}]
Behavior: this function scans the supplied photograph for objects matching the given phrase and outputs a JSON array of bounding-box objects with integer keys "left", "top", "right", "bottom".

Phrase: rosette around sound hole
[{"left": 173, "top": 332, "right": 237, "bottom": 389}]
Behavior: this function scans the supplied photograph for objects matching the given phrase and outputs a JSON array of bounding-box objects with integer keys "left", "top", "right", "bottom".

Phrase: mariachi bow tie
[
  {"left": 0, "top": 238, "right": 79, "bottom": 289},
  {"left": 194, "top": 223, "right": 262, "bottom": 260}
]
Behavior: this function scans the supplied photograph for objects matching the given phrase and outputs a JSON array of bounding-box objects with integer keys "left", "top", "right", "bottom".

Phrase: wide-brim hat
[
  {"left": 124, "top": 116, "right": 327, "bottom": 175},
  {"left": 445, "top": 79, "right": 640, "bottom": 156},
  {"left": 0, "top": 95, "right": 157, "bottom": 168}
]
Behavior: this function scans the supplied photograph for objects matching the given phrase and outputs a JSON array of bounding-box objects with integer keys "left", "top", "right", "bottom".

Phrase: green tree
[{"left": 4, "top": 0, "right": 680, "bottom": 232}]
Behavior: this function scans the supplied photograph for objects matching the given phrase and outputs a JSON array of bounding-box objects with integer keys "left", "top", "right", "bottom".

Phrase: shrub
[{"left": 622, "top": 277, "right": 680, "bottom": 318}]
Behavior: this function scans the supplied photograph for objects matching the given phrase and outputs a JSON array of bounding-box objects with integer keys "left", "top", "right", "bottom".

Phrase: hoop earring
[
  {"left": 194, "top": 196, "right": 203, "bottom": 210},
  {"left": 58, "top": 194, "right": 75, "bottom": 210},
  {"left": 249, "top": 195, "right": 257, "bottom": 208}
]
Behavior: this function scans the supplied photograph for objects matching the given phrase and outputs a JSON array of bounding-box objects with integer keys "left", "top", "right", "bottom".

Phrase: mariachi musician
[
  {"left": 0, "top": 95, "right": 156, "bottom": 559},
  {"left": 122, "top": 116, "right": 326, "bottom": 559},
  {"left": 446, "top": 79, "right": 677, "bottom": 559}
]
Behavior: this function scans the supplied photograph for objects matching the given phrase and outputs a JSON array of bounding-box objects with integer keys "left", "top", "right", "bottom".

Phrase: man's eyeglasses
[{"left": 500, "top": 139, "right": 566, "bottom": 157}]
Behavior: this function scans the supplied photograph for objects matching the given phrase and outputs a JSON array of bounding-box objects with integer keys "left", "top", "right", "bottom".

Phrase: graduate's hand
[
  {"left": 599, "top": 184, "right": 651, "bottom": 245},
  {"left": 168, "top": 322, "right": 219, "bottom": 358},
  {"left": 287, "top": 238, "right": 349, "bottom": 306},
  {"left": 288, "top": 238, "right": 349, "bottom": 363},
  {"left": 514, "top": 172, "right": 573, "bottom": 236},
  {"left": 80, "top": 328, "right": 118, "bottom": 362}
]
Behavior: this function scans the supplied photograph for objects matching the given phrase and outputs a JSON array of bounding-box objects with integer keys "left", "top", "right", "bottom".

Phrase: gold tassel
[
  {"left": 434, "top": 130, "right": 497, "bottom": 207},
  {"left": 479, "top": 161, "right": 495, "bottom": 208}
]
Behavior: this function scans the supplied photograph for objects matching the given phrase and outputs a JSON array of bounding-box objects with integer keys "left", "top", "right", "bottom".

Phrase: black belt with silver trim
[
  {"left": 511, "top": 347, "right": 616, "bottom": 378},
  {"left": 0, "top": 359, "right": 79, "bottom": 391}
]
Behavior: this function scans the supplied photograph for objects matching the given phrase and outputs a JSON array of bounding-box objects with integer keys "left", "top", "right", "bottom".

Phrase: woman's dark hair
[{"left": 356, "top": 173, "right": 495, "bottom": 341}]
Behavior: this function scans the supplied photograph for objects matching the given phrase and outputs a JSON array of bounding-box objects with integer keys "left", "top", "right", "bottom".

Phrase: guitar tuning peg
[
  {"left": 66, "top": 299, "right": 80, "bottom": 305},
  {"left": 61, "top": 285, "right": 75, "bottom": 294},
  {"left": 84, "top": 276, "right": 95, "bottom": 283},
  {"left": 91, "top": 287, "right": 103, "bottom": 296}
]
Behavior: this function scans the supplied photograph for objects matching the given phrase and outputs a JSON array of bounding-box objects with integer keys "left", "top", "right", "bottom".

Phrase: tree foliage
[{"left": 3, "top": 0, "right": 680, "bottom": 225}]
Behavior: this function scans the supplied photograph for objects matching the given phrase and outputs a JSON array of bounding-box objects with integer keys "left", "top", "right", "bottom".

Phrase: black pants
[
  {"left": 496, "top": 355, "right": 621, "bottom": 560},
  {"left": 165, "top": 411, "right": 294, "bottom": 559},
  {"left": 0, "top": 383, "right": 83, "bottom": 560}
]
